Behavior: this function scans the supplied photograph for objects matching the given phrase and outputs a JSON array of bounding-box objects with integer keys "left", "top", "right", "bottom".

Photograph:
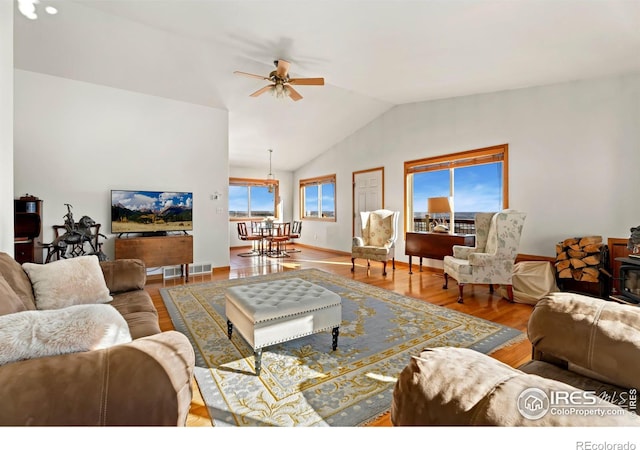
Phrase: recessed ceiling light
[
  {"left": 17, "top": 0, "right": 37, "bottom": 20},
  {"left": 17, "top": 0, "right": 59, "bottom": 19}
]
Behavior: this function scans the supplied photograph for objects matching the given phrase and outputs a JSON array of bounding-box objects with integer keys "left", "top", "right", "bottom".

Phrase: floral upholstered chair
[
  {"left": 351, "top": 209, "right": 400, "bottom": 276},
  {"left": 443, "top": 210, "right": 527, "bottom": 303}
]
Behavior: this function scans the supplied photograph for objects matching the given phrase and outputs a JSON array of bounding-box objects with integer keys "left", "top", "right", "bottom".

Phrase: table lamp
[{"left": 427, "top": 197, "right": 452, "bottom": 233}]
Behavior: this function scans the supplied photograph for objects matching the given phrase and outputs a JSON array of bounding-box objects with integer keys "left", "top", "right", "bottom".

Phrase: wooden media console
[{"left": 115, "top": 234, "right": 193, "bottom": 282}]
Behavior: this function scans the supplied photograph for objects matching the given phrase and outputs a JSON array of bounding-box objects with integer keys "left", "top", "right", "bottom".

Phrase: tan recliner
[
  {"left": 351, "top": 209, "right": 399, "bottom": 276},
  {"left": 391, "top": 292, "right": 640, "bottom": 426}
]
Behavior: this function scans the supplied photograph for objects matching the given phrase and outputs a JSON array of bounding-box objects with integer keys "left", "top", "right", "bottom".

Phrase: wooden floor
[{"left": 146, "top": 244, "right": 535, "bottom": 427}]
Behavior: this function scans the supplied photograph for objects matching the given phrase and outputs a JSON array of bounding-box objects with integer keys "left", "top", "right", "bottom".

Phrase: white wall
[
  {"left": 0, "top": 2, "right": 14, "bottom": 255},
  {"left": 294, "top": 74, "right": 640, "bottom": 263},
  {"left": 228, "top": 165, "right": 293, "bottom": 247},
  {"left": 14, "top": 70, "right": 230, "bottom": 268}
]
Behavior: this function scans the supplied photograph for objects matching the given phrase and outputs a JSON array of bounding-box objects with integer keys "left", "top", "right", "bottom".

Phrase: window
[
  {"left": 300, "top": 174, "right": 336, "bottom": 220},
  {"left": 404, "top": 144, "right": 508, "bottom": 233},
  {"left": 229, "top": 178, "right": 278, "bottom": 220}
]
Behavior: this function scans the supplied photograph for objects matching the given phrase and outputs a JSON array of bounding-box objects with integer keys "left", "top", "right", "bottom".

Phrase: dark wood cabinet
[
  {"left": 405, "top": 232, "right": 475, "bottom": 274},
  {"left": 14, "top": 197, "right": 44, "bottom": 264},
  {"left": 115, "top": 235, "right": 193, "bottom": 281}
]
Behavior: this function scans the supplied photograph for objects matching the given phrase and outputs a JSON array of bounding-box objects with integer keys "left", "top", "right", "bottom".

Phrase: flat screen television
[{"left": 111, "top": 190, "right": 193, "bottom": 235}]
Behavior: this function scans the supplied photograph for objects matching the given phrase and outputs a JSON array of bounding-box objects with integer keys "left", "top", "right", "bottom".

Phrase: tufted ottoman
[{"left": 224, "top": 278, "right": 342, "bottom": 376}]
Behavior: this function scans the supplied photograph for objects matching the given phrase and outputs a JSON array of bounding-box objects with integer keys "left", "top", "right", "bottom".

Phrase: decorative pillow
[
  {"left": 0, "top": 275, "right": 27, "bottom": 317},
  {"left": 369, "top": 213, "right": 393, "bottom": 247},
  {"left": 0, "top": 304, "right": 132, "bottom": 366},
  {"left": 22, "top": 255, "right": 113, "bottom": 310}
]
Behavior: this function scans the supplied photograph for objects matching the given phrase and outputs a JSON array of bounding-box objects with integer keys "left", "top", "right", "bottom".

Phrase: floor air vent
[
  {"left": 162, "top": 266, "right": 182, "bottom": 279},
  {"left": 189, "top": 263, "right": 213, "bottom": 275},
  {"left": 163, "top": 263, "right": 213, "bottom": 279}
]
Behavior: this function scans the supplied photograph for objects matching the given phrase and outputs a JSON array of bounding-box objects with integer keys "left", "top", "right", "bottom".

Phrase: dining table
[{"left": 254, "top": 222, "right": 287, "bottom": 256}]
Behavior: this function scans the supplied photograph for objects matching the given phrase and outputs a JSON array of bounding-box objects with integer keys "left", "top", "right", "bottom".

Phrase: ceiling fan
[{"left": 234, "top": 59, "right": 324, "bottom": 101}]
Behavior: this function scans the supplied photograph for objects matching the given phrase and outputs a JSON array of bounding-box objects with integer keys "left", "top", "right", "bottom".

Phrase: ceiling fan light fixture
[
  {"left": 235, "top": 59, "right": 323, "bottom": 102},
  {"left": 270, "top": 83, "right": 289, "bottom": 100}
]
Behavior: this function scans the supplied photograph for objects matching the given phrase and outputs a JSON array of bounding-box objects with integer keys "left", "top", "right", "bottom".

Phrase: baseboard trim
[
  {"left": 294, "top": 243, "right": 351, "bottom": 256},
  {"left": 231, "top": 244, "right": 553, "bottom": 268}
]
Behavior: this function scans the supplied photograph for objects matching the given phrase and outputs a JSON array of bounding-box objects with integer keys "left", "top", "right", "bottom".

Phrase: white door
[{"left": 353, "top": 168, "right": 384, "bottom": 237}]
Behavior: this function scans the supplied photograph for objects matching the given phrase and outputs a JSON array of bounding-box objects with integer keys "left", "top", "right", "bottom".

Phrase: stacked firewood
[{"left": 555, "top": 236, "right": 603, "bottom": 283}]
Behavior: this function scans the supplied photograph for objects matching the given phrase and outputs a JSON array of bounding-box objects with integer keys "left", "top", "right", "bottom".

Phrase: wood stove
[{"left": 611, "top": 256, "right": 640, "bottom": 305}]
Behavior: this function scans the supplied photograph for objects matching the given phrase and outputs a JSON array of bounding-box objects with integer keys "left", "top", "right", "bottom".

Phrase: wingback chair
[
  {"left": 443, "top": 210, "right": 527, "bottom": 303},
  {"left": 351, "top": 209, "right": 400, "bottom": 276}
]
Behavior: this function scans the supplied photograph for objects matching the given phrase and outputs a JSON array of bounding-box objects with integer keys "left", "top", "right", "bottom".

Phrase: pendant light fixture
[{"left": 267, "top": 149, "right": 275, "bottom": 193}]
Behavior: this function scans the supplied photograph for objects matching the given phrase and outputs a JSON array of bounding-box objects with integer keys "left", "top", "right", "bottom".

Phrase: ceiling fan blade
[
  {"left": 286, "top": 85, "right": 303, "bottom": 101},
  {"left": 288, "top": 77, "right": 325, "bottom": 86},
  {"left": 234, "top": 71, "right": 270, "bottom": 81},
  {"left": 276, "top": 59, "right": 290, "bottom": 78},
  {"left": 250, "top": 85, "right": 273, "bottom": 98}
]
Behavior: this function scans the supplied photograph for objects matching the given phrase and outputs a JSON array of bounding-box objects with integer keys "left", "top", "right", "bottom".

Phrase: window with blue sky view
[
  {"left": 412, "top": 162, "right": 503, "bottom": 219},
  {"left": 229, "top": 180, "right": 277, "bottom": 218},
  {"left": 405, "top": 145, "right": 507, "bottom": 232},
  {"left": 300, "top": 175, "right": 336, "bottom": 220}
]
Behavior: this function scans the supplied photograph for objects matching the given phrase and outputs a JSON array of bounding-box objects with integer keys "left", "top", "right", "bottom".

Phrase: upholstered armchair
[
  {"left": 351, "top": 209, "right": 399, "bottom": 276},
  {"left": 443, "top": 210, "right": 527, "bottom": 303}
]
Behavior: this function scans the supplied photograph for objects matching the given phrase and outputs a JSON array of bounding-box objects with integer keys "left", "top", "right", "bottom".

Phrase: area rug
[{"left": 160, "top": 268, "right": 524, "bottom": 427}]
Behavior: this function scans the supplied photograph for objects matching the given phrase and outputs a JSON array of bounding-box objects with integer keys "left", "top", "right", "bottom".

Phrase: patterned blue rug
[{"left": 160, "top": 269, "right": 524, "bottom": 426}]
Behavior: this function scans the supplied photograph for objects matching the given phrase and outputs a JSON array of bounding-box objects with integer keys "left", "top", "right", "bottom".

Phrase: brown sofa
[
  {"left": 391, "top": 292, "right": 640, "bottom": 426},
  {"left": 0, "top": 252, "right": 195, "bottom": 426}
]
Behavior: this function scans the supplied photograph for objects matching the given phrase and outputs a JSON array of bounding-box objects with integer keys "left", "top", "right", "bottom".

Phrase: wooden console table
[
  {"left": 405, "top": 232, "right": 475, "bottom": 274},
  {"left": 115, "top": 235, "right": 193, "bottom": 282}
]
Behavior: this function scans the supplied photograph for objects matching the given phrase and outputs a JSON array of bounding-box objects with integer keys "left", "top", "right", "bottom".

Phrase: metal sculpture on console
[
  {"left": 628, "top": 225, "right": 640, "bottom": 254},
  {"left": 44, "top": 204, "right": 107, "bottom": 262}
]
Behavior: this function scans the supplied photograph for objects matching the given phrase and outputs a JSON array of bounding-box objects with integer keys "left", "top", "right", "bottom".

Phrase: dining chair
[
  {"left": 237, "top": 222, "right": 262, "bottom": 257},
  {"left": 286, "top": 220, "right": 302, "bottom": 253},
  {"left": 269, "top": 222, "right": 291, "bottom": 257}
]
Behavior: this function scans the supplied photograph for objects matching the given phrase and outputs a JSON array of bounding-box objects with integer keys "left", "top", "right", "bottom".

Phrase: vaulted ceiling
[{"left": 13, "top": 0, "right": 640, "bottom": 171}]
